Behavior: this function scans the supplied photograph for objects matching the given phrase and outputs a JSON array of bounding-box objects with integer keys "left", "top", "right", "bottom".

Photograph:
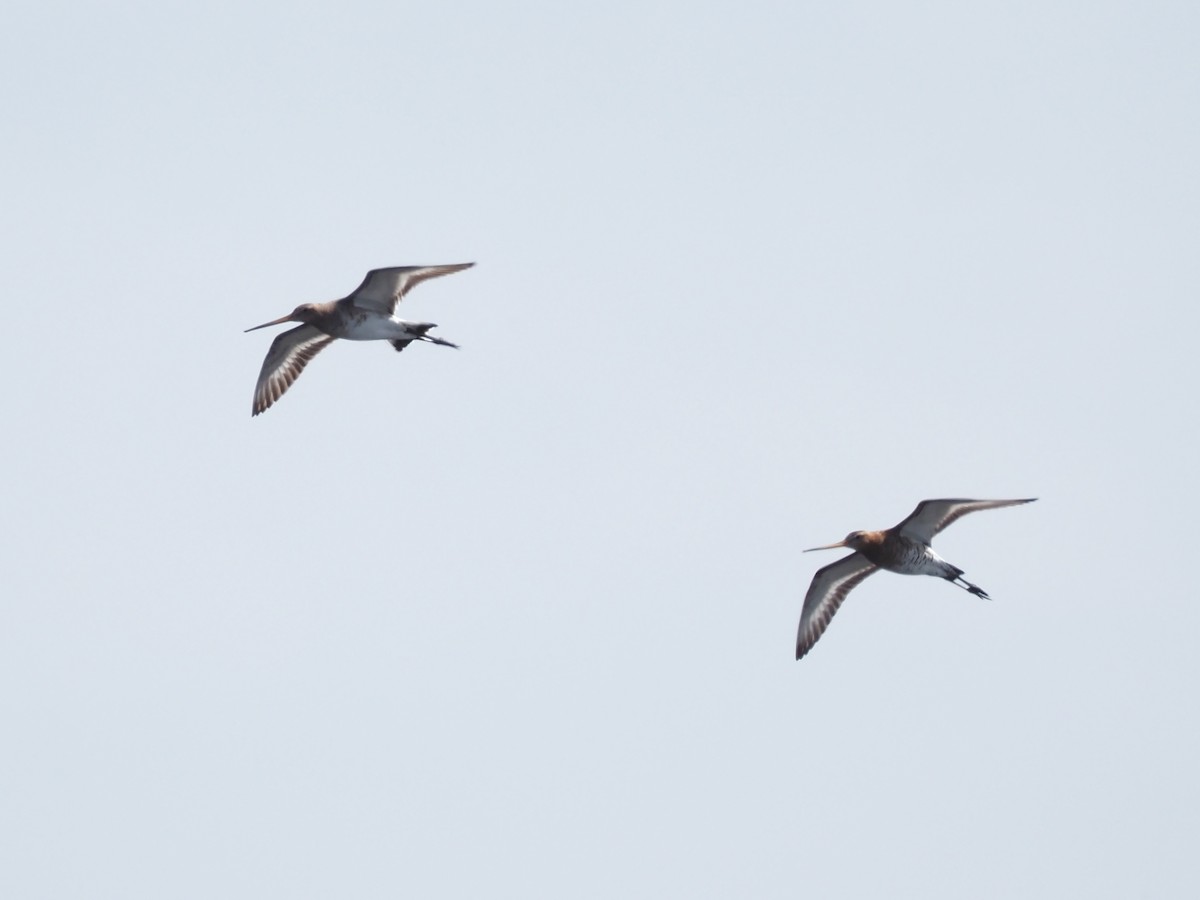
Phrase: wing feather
[
  {"left": 348, "top": 263, "right": 475, "bottom": 314},
  {"left": 894, "top": 498, "right": 1036, "bottom": 544},
  {"left": 251, "top": 324, "right": 336, "bottom": 416},
  {"left": 796, "top": 553, "right": 878, "bottom": 660}
]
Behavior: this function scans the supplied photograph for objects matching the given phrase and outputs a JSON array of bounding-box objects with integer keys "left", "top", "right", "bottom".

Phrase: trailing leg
[{"left": 945, "top": 574, "right": 990, "bottom": 599}]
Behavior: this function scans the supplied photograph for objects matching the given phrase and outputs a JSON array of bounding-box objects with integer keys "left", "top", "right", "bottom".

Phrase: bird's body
[
  {"left": 795, "top": 498, "right": 1035, "bottom": 660},
  {"left": 839, "top": 529, "right": 964, "bottom": 579},
  {"left": 245, "top": 263, "right": 473, "bottom": 415}
]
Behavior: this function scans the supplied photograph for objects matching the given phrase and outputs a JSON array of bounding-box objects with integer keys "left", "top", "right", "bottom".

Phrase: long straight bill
[{"left": 245, "top": 314, "right": 294, "bottom": 332}]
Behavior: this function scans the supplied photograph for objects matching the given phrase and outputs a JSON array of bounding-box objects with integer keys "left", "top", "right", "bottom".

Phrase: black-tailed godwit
[
  {"left": 796, "top": 498, "right": 1035, "bottom": 660},
  {"left": 245, "top": 263, "right": 474, "bottom": 415}
]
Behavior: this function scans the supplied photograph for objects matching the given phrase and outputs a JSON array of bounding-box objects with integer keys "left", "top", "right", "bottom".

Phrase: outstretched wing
[
  {"left": 796, "top": 553, "right": 878, "bottom": 660},
  {"left": 894, "top": 498, "right": 1036, "bottom": 544},
  {"left": 252, "top": 324, "right": 336, "bottom": 416},
  {"left": 347, "top": 263, "right": 475, "bottom": 314}
]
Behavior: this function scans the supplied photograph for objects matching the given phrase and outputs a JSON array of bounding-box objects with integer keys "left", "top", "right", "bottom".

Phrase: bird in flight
[
  {"left": 245, "top": 263, "right": 474, "bottom": 415},
  {"left": 795, "top": 498, "right": 1036, "bottom": 660}
]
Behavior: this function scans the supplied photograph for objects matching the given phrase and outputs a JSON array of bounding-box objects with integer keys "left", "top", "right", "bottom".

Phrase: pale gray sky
[{"left": 3, "top": 1, "right": 1198, "bottom": 897}]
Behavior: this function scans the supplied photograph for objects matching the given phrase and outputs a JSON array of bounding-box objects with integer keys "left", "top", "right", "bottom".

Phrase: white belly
[
  {"left": 339, "top": 313, "right": 418, "bottom": 342},
  {"left": 894, "top": 547, "right": 958, "bottom": 579}
]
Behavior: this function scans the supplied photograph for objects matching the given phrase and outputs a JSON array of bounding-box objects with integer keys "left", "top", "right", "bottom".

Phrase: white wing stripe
[{"left": 796, "top": 553, "right": 878, "bottom": 660}]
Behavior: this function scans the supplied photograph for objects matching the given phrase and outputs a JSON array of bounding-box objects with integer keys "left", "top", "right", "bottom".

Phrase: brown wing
[
  {"left": 251, "top": 324, "right": 336, "bottom": 416},
  {"left": 796, "top": 553, "right": 878, "bottom": 660},
  {"left": 894, "top": 498, "right": 1036, "bottom": 544},
  {"left": 347, "top": 263, "right": 475, "bottom": 315}
]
